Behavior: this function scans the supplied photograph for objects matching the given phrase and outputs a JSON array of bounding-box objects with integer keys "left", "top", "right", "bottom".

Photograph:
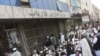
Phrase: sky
[{"left": 91, "top": 0, "right": 100, "bottom": 9}]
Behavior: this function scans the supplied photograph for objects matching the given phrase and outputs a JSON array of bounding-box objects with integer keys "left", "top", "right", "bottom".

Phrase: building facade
[
  {"left": 67, "top": 0, "right": 95, "bottom": 24},
  {"left": 92, "top": 5, "right": 100, "bottom": 21},
  {"left": 0, "top": 0, "right": 71, "bottom": 56},
  {"left": 0, "top": 0, "right": 100, "bottom": 56}
]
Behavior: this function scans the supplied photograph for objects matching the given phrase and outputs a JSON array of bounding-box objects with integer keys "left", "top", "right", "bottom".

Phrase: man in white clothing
[
  {"left": 32, "top": 50, "right": 39, "bottom": 56},
  {"left": 75, "top": 34, "right": 93, "bottom": 56},
  {"left": 60, "top": 33, "right": 65, "bottom": 44},
  {"left": 10, "top": 48, "right": 22, "bottom": 56}
]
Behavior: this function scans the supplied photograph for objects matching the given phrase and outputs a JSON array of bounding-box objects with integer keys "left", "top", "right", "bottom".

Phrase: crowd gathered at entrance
[{"left": 3, "top": 22, "right": 100, "bottom": 56}]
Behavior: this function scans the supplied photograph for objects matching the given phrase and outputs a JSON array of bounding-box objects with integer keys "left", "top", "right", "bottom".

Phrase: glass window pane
[
  {"left": 63, "top": 3, "right": 69, "bottom": 12},
  {"left": 30, "top": 0, "right": 38, "bottom": 8},
  {"left": 37, "top": 0, "right": 44, "bottom": 9},
  {"left": 49, "top": 0, "right": 57, "bottom": 10},
  {"left": 48, "top": 0, "right": 53, "bottom": 10},
  {"left": 0, "top": 0, "right": 10, "bottom": 5},
  {"left": 0, "top": 0, "right": 21, "bottom": 6},
  {"left": 42, "top": 0, "right": 49, "bottom": 9},
  {"left": 52, "top": 0, "right": 57, "bottom": 10},
  {"left": 56, "top": 1, "right": 69, "bottom": 12},
  {"left": 56, "top": 1, "right": 63, "bottom": 11},
  {"left": 10, "top": 0, "right": 21, "bottom": 6}
]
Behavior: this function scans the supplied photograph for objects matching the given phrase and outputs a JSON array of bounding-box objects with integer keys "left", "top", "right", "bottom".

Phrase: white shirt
[
  {"left": 10, "top": 51, "right": 22, "bottom": 56},
  {"left": 70, "top": 31, "right": 75, "bottom": 35},
  {"left": 60, "top": 34, "right": 65, "bottom": 43},
  {"left": 76, "top": 38, "right": 93, "bottom": 56},
  {"left": 32, "top": 54, "right": 39, "bottom": 56},
  {"left": 46, "top": 54, "right": 52, "bottom": 56},
  {"left": 93, "top": 37, "right": 98, "bottom": 44},
  {"left": 70, "top": 54, "right": 82, "bottom": 56},
  {"left": 81, "top": 29, "right": 86, "bottom": 35},
  {"left": 93, "top": 28, "right": 98, "bottom": 33}
]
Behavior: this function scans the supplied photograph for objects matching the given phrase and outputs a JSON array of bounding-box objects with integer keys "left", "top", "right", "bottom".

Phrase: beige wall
[
  {"left": 67, "top": 0, "right": 94, "bottom": 14},
  {"left": 67, "top": 0, "right": 97, "bottom": 21},
  {"left": 0, "top": 5, "right": 71, "bottom": 18},
  {"left": 80, "top": 0, "right": 94, "bottom": 14},
  {"left": 99, "top": 11, "right": 100, "bottom": 18},
  {"left": 92, "top": 5, "right": 100, "bottom": 21}
]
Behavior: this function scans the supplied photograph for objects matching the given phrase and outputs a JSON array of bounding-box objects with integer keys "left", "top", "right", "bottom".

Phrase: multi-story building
[
  {"left": 92, "top": 5, "right": 100, "bottom": 21},
  {"left": 67, "top": 0, "right": 95, "bottom": 24},
  {"left": 99, "top": 11, "right": 100, "bottom": 21},
  {"left": 0, "top": 0, "right": 71, "bottom": 56}
]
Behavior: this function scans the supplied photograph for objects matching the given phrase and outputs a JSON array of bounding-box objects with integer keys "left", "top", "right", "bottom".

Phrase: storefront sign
[
  {"left": 82, "top": 15, "right": 90, "bottom": 22},
  {"left": 30, "top": 9, "right": 71, "bottom": 18},
  {"left": 0, "top": 5, "right": 71, "bottom": 18}
]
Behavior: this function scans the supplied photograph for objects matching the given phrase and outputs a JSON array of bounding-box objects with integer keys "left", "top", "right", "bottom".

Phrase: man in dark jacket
[
  {"left": 93, "top": 30, "right": 100, "bottom": 56},
  {"left": 45, "top": 36, "right": 52, "bottom": 47}
]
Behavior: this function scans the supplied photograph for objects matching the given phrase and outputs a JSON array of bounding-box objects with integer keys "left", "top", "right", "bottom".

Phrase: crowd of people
[{"left": 4, "top": 22, "right": 100, "bottom": 56}]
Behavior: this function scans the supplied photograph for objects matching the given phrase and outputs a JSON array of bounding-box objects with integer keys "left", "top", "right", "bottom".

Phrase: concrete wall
[
  {"left": 80, "top": 0, "right": 94, "bottom": 14},
  {"left": 0, "top": 5, "right": 71, "bottom": 18},
  {"left": 67, "top": 0, "right": 94, "bottom": 15},
  {"left": 92, "top": 5, "right": 100, "bottom": 21}
]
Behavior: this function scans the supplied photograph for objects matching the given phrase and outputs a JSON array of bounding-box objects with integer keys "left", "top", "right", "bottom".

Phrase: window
[
  {"left": 37, "top": 0, "right": 44, "bottom": 9},
  {"left": 0, "top": 0, "right": 10, "bottom": 5},
  {"left": 30, "top": 0, "right": 38, "bottom": 8},
  {"left": 42, "top": 0, "right": 49, "bottom": 9},
  {"left": 48, "top": 0, "right": 57, "bottom": 10},
  {"left": 0, "top": 0, "right": 21, "bottom": 6},
  {"left": 50, "top": 0, "right": 57, "bottom": 10},
  {"left": 30, "top": 0, "right": 57, "bottom": 10},
  {"left": 56, "top": 1, "right": 69, "bottom": 12},
  {"left": 10, "top": 0, "right": 21, "bottom": 6}
]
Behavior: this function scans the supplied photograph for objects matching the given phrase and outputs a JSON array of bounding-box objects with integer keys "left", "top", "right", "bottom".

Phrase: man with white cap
[
  {"left": 45, "top": 50, "right": 52, "bottom": 56},
  {"left": 10, "top": 48, "right": 22, "bottom": 56},
  {"left": 32, "top": 50, "right": 39, "bottom": 56},
  {"left": 70, "top": 47, "right": 82, "bottom": 56}
]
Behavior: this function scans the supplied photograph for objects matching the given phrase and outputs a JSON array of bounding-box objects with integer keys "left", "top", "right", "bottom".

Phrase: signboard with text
[{"left": 0, "top": 5, "right": 71, "bottom": 18}]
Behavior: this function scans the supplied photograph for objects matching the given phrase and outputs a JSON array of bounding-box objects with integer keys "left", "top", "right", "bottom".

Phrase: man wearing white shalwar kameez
[
  {"left": 75, "top": 34, "right": 93, "bottom": 56},
  {"left": 60, "top": 33, "right": 65, "bottom": 44}
]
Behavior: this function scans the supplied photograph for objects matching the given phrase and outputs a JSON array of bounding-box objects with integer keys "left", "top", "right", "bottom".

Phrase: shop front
[{"left": 0, "top": 19, "right": 68, "bottom": 56}]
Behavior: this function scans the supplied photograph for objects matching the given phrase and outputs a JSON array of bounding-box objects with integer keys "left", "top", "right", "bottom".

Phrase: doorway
[{"left": 0, "top": 24, "right": 23, "bottom": 55}]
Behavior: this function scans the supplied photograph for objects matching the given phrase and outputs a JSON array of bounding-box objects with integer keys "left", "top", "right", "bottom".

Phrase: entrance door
[
  {"left": 0, "top": 24, "right": 23, "bottom": 56},
  {"left": 4, "top": 24, "right": 23, "bottom": 52},
  {"left": 6, "top": 29, "right": 22, "bottom": 51}
]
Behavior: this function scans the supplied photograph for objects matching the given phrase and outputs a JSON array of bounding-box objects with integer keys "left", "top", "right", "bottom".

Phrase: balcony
[
  {"left": 0, "top": 5, "right": 71, "bottom": 18},
  {"left": 71, "top": 8, "right": 89, "bottom": 17}
]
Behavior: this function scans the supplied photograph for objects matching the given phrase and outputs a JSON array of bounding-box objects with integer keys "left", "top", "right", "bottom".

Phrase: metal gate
[{"left": 22, "top": 20, "right": 58, "bottom": 52}]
